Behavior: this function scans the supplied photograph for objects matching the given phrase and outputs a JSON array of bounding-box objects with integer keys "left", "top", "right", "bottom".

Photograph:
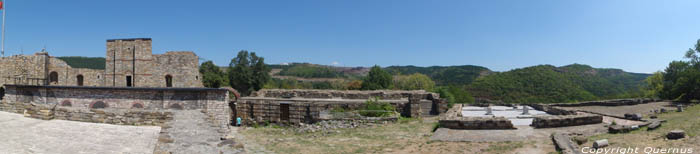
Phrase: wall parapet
[{"left": 530, "top": 114, "right": 603, "bottom": 128}]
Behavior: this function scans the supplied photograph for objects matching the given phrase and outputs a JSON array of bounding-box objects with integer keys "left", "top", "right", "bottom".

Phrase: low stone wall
[
  {"left": 1, "top": 84, "right": 232, "bottom": 134},
  {"left": 235, "top": 97, "right": 410, "bottom": 125},
  {"left": 549, "top": 98, "right": 661, "bottom": 107},
  {"left": 530, "top": 104, "right": 577, "bottom": 115},
  {"left": 252, "top": 89, "right": 439, "bottom": 100},
  {"left": 531, "top": 114, "right": 603, "bottom": 128},
  {"left": 438, "top": 104, "right": 515, "bottom": 130},
  {"left": 1, "top": 102, "right": 173, "bottom": 126},
  {"left": 237, "top": 89, "right": 447, "bottom": 125}
]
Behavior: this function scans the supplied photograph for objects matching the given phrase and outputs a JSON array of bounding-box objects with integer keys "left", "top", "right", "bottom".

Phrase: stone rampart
[
  {"left": 530, "top": 114, "right": 603, "bottom": 128},
  {"left": 0, "top": 84, "right": 231, "bottom": 133},
  {"left": 438, "top": 104, "right": 516, "bottom": 130}
]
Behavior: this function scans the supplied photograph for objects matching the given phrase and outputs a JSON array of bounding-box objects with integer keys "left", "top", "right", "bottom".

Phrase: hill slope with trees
[{"left": 468, "top": 64, "right": 649, "bottom": 103}]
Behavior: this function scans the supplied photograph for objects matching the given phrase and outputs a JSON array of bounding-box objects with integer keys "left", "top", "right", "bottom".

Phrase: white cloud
[{"left": 331, "top": 61, "right": 340, "bottom": 66}]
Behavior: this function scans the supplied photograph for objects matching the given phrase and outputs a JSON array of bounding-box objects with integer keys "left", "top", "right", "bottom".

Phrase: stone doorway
[
  {"left": 0, "top": 87, "right": 4, "bottom": 100},
  {"left": 280, "top": 103, "right": 290, "bottom": 122},
  {"left": 229, "top": 102, "right": 237, "bottom": 125}
]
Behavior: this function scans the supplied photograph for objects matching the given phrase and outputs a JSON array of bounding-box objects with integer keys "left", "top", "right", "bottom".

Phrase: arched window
[
  {"left": 60, "top": 100, "right": 72, "bottom": 107},
  {"left": 132, "top": 103, "right": 144, "bottom": 109},
  {"left": 76, "top": 75, "right": 84, "bottom": 86},
  {"left": 165, "top": 75, "right": 173, "bottom": 87},
  {"left": 49, "top": 71, "right": 59, "bottom": 84},
  {"left": 90, "top": 101, "right": 108, "bottom": 109}
]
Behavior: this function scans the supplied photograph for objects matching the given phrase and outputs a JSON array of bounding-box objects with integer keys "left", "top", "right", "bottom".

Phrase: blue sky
[{"left": 5, "top": 0, "right": 700, "bottom": 73}]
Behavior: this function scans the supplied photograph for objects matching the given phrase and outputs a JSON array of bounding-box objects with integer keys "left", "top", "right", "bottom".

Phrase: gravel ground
[{"left": 0, "top": 111, "right": 161, "bottom": 154}]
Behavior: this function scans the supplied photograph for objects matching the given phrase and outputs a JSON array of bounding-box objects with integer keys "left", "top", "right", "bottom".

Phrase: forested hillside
[
  {"left": 56, "top": 56, "right": 106, "bottom": 69},
  {"left": 384, "top": 65, "right": 491, "bottom": 86},
  {"left": 468, "top": 64, "right": 649, "bottom": 103}
]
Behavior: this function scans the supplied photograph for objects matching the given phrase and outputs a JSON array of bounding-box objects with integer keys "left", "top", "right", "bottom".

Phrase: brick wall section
[
  {"left": 0, "top": 84, "right": 231, "bottom": 133},
  {"left": 438, "top": 104, "right": 516, "bottom": 130},
  {"left": 530, "top": 114, "right": 603, "bottom": 128}
]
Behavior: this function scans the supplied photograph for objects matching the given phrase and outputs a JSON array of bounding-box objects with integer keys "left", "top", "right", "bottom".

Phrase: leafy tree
[
  {"left": 393, "top": 73, "right": 436, "bottom": 91},
  {"left": 228, "top": 50, "right": 270, "bottom": 96},
  {"left": 361, "top": 65, "right": 393, "bottom": 90},
  {"left": 643, "top": 71, "right": 664, "bottom": 98},
  {"left": 199, "top": 61, "right": 227, "bottom": 88},
  {"left": 347, "top": 80, "right": 363, "bottom": 90},
  {"left": 659, "top": 39, "right": 700, "bottom": 101}
]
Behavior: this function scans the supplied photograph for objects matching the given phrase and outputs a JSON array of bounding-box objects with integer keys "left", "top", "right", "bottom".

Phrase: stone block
[{"left": 667, "top": 130, "right": 685, "bottom": 140}]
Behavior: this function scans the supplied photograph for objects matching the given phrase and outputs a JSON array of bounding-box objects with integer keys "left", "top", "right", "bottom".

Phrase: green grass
[{"left": 588, "top": 104, "right": 700, "bottom": 148}]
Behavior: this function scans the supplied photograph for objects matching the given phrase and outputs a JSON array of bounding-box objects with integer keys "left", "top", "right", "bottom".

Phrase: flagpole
[{"left": 2, "top": 0, "right": 5, "bottom": 57}]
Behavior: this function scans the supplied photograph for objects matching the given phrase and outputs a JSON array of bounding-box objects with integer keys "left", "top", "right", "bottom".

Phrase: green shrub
[{"left": 359, "top": 97, "right": 395, "bottom": 117}]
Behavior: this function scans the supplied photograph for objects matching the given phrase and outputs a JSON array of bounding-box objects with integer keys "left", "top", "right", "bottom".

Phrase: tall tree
[
  {"left": 660, "top": 39, "right": 700, "bottom": 101},
  {"left": 199, "top": 61, "right": 226, "bottom": 88},
  {"left": 393, "top": 73, "right": 436, "bottom": 91},
  {"left": 361, "top": 65, "right": 392, "bottom": 90},
  {"left": 228, "top": 50, "right": 270, "bottom": 96}
]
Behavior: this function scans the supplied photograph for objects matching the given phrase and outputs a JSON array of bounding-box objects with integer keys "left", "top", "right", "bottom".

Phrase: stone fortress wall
[
  {"left": 236, "top": 89, "right": 447, "bottom": 125},
  {"left": 0, "top": 38, "right": 203, "bottom": 89},
  {"left": 0, "top": 84, "right": 232, "bottom": 133}
]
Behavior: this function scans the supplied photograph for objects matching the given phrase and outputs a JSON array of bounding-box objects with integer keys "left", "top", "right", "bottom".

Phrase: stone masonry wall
[
  {"left": 0, "top": 38, "right": 203, "bottom": 88},
  {"left": 530, "top": 114, "right": 603, "bottom": 128},
  {"left": 438, "top": 104, "right": 516, "bottom": 130},
  {"left": 235, "top": 97, "right": 409, "bottom": 125},
  {"left": 0, "top": 84, "right": 231, "bottom": 133},
  {"left": 0, "top": 101, "right": 173, "bottom": 126}
]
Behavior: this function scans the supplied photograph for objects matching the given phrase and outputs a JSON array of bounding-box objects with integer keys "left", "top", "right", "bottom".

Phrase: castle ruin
[{"left": 0, "top": 38, "right": 203, "bottom": 89}]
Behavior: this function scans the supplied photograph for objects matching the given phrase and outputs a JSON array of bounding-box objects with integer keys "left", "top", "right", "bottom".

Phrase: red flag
[{"left": 0, "top": 1, "right": 3, "bottom": 10}]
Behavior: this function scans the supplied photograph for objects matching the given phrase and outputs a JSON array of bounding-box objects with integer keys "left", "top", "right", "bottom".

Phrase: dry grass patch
[
  {"left": 240, "top": 117, "right": 528, "bottom": 154},
  {"left": 588, "top": 104, "right": 700, "bottom": 150}
]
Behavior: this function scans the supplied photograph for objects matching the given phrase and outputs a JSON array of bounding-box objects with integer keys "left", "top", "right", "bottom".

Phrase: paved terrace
[{"left": 0, "top": 111, "right": 161, "bottom": 154}]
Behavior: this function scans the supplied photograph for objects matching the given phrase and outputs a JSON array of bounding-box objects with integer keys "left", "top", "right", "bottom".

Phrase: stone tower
[{"left": 105, "top": 38, "right": 155, "bottom": 87}]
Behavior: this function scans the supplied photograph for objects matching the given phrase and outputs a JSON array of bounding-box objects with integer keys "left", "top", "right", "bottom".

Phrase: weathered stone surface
[
  {"left": 0, "top": 111, "right": 161, "bottom": 154},
  {"left": 551, "top": 133, "right": 582, "bottom": 154},
  {"left": 647, "top": 121, "right": 661, "bottom": 130},
  {"left": 531, "top": 114, "right": 603, "bottom": 128},
  {"left": 592, "top": 139, "right": 609, "bottom": 148},
  {"left": 573, "top": 136, "right": 588, "bottom": 145},
  {"left": 608, "top": 125, "right": 638, "bottom": 133},
  {"left": 624, "top": 113, "right": 643, "bottom": 120},
  {"left": 667, "top": 130, "right": 685, "bottom": 140},
  {"left": 0, "top": 84, "right": 232, "bottom": 134}
]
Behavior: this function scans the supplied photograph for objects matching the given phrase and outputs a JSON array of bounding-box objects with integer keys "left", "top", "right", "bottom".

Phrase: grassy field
[
  {"left": 240, "top": 117, "right": 530, "bottom": 154},
  {"left": 588, "top": 104, "right": 700, "bottom": 151}
]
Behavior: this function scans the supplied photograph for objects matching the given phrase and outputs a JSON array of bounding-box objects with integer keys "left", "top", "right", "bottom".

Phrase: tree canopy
[
  {"left": 361, "top": 65, "right": 393, "bottom": 90},
  {"left": 199, "top": 61, "right": 227, "bottom": 88},
  {"left": 227, "top": 50, "right": 270, "bottom": 96},
  {"left": 659, "top": 39, "right": 700, "bottom": 101}
]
